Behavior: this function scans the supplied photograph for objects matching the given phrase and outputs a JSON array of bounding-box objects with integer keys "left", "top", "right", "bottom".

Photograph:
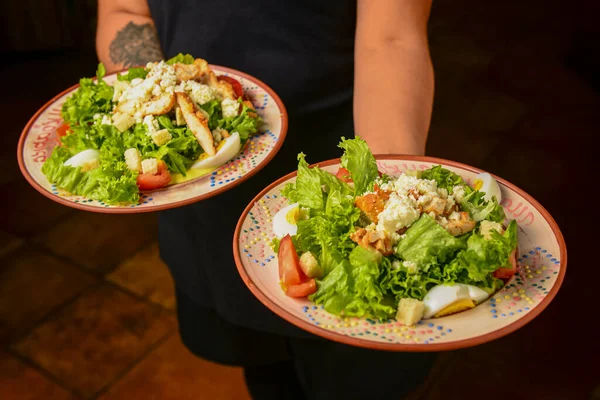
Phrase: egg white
[
  {"left": 473, "top": 172, "right": 502, "bottom": 203},
  {"left": 191, "top": 132, "right": 241, "bottom": 170},
  {"left": 64, "top": 149, "right": 100, "bottom": 168},
  {"left": 272, "top": 203, "right": 300, "bottom": 238},
  {"left": 422, "top": 283, "right": 489, "bottom": 319}
]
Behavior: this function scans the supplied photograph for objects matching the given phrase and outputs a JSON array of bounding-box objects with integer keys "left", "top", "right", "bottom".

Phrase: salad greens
[
  {"left": 280, "top": 137, "right": 517, "bottom": 320},
  {"left": 42, "top": 54, "right": 261, "bottom": 205}
]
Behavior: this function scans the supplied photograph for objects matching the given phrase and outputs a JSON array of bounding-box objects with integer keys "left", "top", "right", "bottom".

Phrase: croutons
[
  {"left": 151, "top": 129, "right": 172, "bottom": 146},
  {"left": 112, "top": 112, "right": 135, "bottom": 133},
  {"left": 124, "top": 148, "right": 142, "bottom": 172},
  {"left": 141, "top": 158, "right": 158, "bottom": 175},
  {"left": 175, "top": 105, "right": 185, "bottom": 126},
  {"left": 112, "top": 80, "right": 130, "bottom": 102},
  {"left": 299, "top": 251, "right": 323, "bottom": 279},
  {"left": 396, "top": 298, "right": 425, "bottom": 326}
]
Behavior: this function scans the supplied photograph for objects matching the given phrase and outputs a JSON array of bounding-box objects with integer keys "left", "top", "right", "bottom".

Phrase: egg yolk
[
  {"left": 473, "top": 179, "right": 483, "bottom": 191},
  {"left": 433, "top": 298, "right": 476, "bottom": 318},
  {"left": 285, "top": 207, "right": 300, "bottom": 224}
]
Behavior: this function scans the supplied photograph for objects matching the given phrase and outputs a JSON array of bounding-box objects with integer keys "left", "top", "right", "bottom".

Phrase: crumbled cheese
[
  {"left": 221, "top": 98, "right": 240, "bottom": 118},
  {"left": 402, "top": 261, "right": 419, "bottom": 274},
  {"left": 376, "top": 192, "right": 420, "bottom": 234},
  {"left": 212, "top": 127, "right": 227, "bottom": 143},
  {"left": 151, "top": 129, "right": 172, "bottom": 146},
  {"left": 177, "top": 80, "right": 215, "bottom": 105},
  {"left": 141, "top": 158, "right": 158, "bottom": 175},
  {"left": 417, "top": 194, "right": 432, "bottom": 207},
  {"left": 101, "top": 115, "right": 112, "bottom": 125},
  {"left": 124, "top": 148, "right": 142, "bottom": 172},
  {"left": 416, "top": 179, "right": 438, "bottom": 195},
  {"left": 146, "top": 60, "right": 177, "bottom": 89},
  {"left": 437, "top": 188, "right": 449, "bottom": 198},
  {"left": 449, "top": 211, "right": 461, "bottom": 221},
  {"left": 453, "top": 185, "right": 466, "bottom": 203},
  {"left": 144, "top": 115, "right": 159, "bottom": 134},
  {"left": 392, "top": 260, "right": 401, "bottom": 270}
]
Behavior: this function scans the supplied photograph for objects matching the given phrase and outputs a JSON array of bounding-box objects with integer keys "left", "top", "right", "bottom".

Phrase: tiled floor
[{"left": 1, "top": 1, "right": 599, "bottom": 399}]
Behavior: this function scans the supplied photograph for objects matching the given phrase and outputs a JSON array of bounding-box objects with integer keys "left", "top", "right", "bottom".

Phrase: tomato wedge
[
  {"left": 336, "top": 167, "right": 353, "bottom": 183},
  {"left": 217, "top": 76, "right": 244, "bottom": 99},
  {"left": 136, "top": 160, "right": 171, "bottom": 190},
  {"left": 494, "top": 248, "right": 518, "bottom": 280},
  {"left": 285, "top": 279, "right": 317, "bottom": 298},
  {"left": 278, "top": 234, "right": 305, "bottom": 286},
  {"left": 56, "top": 122, "right": 70, "bottom": 138}
]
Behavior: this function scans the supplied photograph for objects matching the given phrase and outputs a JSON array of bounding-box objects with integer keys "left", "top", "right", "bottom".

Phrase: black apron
[{"left": 149, "top": 0, "right": 357, "bottom": 337}]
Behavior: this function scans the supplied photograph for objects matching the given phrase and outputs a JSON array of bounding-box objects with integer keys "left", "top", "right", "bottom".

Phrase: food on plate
[
  {"left": 41, "top": 54, "right": 262, "bottom": 205},
  {"left": 270, "top": 137, "right": 519, "bottom": 325}
]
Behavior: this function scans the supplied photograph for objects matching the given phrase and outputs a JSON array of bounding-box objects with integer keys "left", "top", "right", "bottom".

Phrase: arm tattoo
[{"left": 109, "top": 22, "right": 164, "bottom": 67}]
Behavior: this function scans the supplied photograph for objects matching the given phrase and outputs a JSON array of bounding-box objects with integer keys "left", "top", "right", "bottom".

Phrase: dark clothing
[
  {"left": 177, "top": 288, "right": 437, "bottom": 400},
  {"left": 148, "top": 1, "right": 437, "bottom": 398}
]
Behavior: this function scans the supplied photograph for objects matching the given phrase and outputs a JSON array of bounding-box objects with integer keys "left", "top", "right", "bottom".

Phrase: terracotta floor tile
[
  {"left": 1, "top": 178, "right": 74, "bottom": 237},
  {"left": 0, "top": 248, "right": 97, "bottom": 344},
  {"left": 107, "top": 242, "right": 176, "bottom": 310},
  {"left": 34, "top": 211, "right": 158, "bottom": 274},
  {"left": 0, "top": 230, "right": 24, "bottom": 260},
  {"left": 12, "top": 284, "right": 175, "bottom": 398},
  {"left": 99, "top": 334, "right": 250, "bottom": 400},
  {"left": 0, "top": 351, "right": 77, "bottom": 400}
]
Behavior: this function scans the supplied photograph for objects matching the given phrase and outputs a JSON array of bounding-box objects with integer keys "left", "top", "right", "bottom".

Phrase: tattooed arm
[{"left": 96, "top": 0, "right": 164, "bottom": 73}]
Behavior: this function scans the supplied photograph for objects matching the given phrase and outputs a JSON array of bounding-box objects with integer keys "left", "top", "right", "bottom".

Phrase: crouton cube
[
  {"left": 124, "top": 148, "right": 142, "bottom": 172},
  {"left": 175, "top": 105, "right": 185, "bottom": 126},
  {"left": 112, "top": 112, "right": 135, "bottom": 133},
  {"left": 141, "top": 158, "right": 158, "bottom": 175},
  {"left": 396, "top": 298, "right": 425, "bottom": 326},
  {"left": 151, "top": 129, "right": 172, "bottom": 146}
]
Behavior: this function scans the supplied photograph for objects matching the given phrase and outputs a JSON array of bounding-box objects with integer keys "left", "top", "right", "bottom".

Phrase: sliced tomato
[
  {"left": 494, "top": 248, "right": 518, "bottom": 280},
  {"left": 56, "top": 122, "right": 70, "bottom": 138},
  {"left": 217, "top": 75, "right": 244, "bottom": 99},
  {"left": 136, "top": 161, "right": 171, "bottom": 190},
  {"left": 278, "top": 234, "right": 305, "bottom": 286},
  {"left": 335, "top": 167, "right": 353, "bottom": 183},
  {"left": 285, "top": 279, "right": 317, "bottom": 298}
]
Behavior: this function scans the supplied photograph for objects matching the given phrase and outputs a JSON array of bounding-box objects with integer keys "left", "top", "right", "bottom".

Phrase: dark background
[{"left": 1, "top": 1, "right": 598, "bottom": 399}]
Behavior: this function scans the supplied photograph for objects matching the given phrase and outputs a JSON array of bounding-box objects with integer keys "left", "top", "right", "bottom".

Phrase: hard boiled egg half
[
  {"left": 472, "top": 172, "right": 502, "bottom": 203},
  {"left": 64, "top": 149, "right": 100, "bottom": 171},
  {"left": 422, "top": 283, "right": 489, "bottom": 319},
  {"left": 272, "top": 203, "right": 301, "bottom": 238},
  {"left": 191, "top": 132, "right": 241, "bottom": 170}
]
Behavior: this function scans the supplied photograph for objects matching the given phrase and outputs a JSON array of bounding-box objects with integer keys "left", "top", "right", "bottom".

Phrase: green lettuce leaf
[
  {"left": 61, "top": 63, "right": 114, "bottom": 129},
  {"left": 166, "top": 53, "right": 195, "bottom": 65},
  {"left": 448, "top": 220, "right": 518, "bottom": 282},
  {"left": 201, "top": 100, "right": 262, "bottom": 142},
  {"left": 117, "top": 67, "right": 149, "bottom": 81},
  {"left": 395, "top": 214, "right": 466, "bottom": 267},
  {"left": 338, "top": 136, "right": 379, "bottom": 195},
  {"left": 462, "top": 191, "right": 506, "bottom": 223},
  {"left": 41, "top": 146, "right": 139, "bottom": 205},
  {"left": 420, "top": 165, "right": 465, "bottom": 194}
]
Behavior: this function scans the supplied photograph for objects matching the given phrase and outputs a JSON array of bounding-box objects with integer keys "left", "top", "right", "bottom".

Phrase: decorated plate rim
[
  {"left": 233, "top": 155, "right": 567, "bottom": 352},
  {"left": 16, "top": 65, "right": 288, "bottom": 214}
]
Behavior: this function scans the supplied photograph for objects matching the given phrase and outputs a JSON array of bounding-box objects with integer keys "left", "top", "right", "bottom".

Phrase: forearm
[
  {"left": 96, "top": 1, "right": 164, "bottom": 73},
  {"left": 354, "top": 43, "right": 434, "bottom": 156}
]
